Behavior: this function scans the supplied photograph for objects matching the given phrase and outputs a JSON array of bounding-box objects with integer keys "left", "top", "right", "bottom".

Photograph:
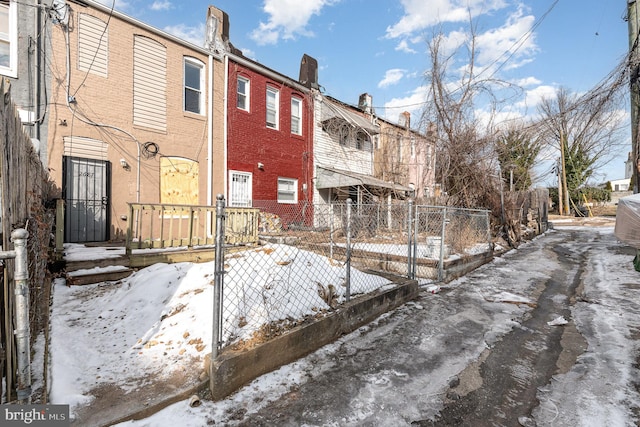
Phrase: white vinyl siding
[
  {"left": 266, "top": 87, "right": 279, "bottom": 129},
  {"left": 133, "top": 35, "right": 167, "bottom": 132},
  {"left": 184, "top": 57, "right": 204, "bottom": 115},
  {"left": 291, "top": 97, "right": 302, "bottom": 135},
  {"left": 314, "top": 98, "right": 373, "bottom": 176},
  {"left": 0, "top": 1, "right": 16, "bottom": 77},
  {"left": 277, "top": 178, "right": 298, "bottom": 204},
  {"left": 63, "top": 136, "right": 108, "bottom": 161},
  {"left": 237, "top": 76, "right": 249, "bottom": 111},
  {"left": 229, "top": 171, "right": 252, "bottom": 207},
  {"left": 78, "top": 13, "right": 108, "bottom": 77}
]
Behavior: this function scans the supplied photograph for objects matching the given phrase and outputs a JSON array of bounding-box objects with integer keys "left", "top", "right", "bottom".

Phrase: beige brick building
[
  {"left": 375, "top": 111, "right": 437, "bottom": 201},
  {"left": 46, "top": 0, "right": 226, "bottom": 242}
]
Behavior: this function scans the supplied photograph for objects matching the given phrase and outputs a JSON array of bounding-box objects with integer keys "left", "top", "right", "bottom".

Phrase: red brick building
[{"left": 225, "top": 53, "right": 314, "bottom": 224}]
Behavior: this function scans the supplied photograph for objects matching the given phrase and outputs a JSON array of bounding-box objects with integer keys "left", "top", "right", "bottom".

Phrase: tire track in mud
[{"left": 414, "top": 231, "right": 589, "bottom": 427}]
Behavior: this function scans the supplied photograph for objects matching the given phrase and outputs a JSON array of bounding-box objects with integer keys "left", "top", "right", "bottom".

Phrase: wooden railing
[{"left": 126, "top": 203, "right": 260, "bottom": 255}]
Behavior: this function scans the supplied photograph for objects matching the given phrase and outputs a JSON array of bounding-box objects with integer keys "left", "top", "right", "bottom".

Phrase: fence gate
[{"left": 63, "top": 156, "right": 111, "bottom": 242}]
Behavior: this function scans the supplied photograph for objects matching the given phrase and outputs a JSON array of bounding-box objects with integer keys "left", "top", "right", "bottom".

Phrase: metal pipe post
[
  {"left": 12, "top": 228, "right": 30, "bottom": 403},
  {"left": 345, "top": 198, "right": 352, "bottom": 302},
  {"left": 438, "top": 208, "right": 447, "bottom": 282},
  {"left": 413, "top": 207, "right": 418, "bottom": 280},
  {"left": 211, "top": 195, "right": 226, "bottom": 361},
  {"left": 407, "top": 200, "right": 414, "bottom": 279}
]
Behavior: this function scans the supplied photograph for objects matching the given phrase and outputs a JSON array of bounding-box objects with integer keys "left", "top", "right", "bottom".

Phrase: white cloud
[
  {"left": 386, "top": 0, "right": 508, "bottom": 39},
  {"left": 513, "top": 77, "right": 542, "bottom": 87},
  {"left": 436, "top": 30, "right": 468, "bottom": 57},
  {"left": 250, "top": 0, "right": 337, "bottom": 45},
  {"left": 150, "top": 0, "right": 172, "bottom": 11},
  {"left": 395, "top": 40, "right": 417, "bottom": 54},
  {"left": 163, "top": 23, "right": 206, "bottom": 47},
  {"left": 475, "top": 8, "right": 537, "bottom": 71},
  {"left": 516, "top": 84, "right": 557, "bottom": 110},
  {"left": 378, "top": 69, "right": 406, "bottom": 88},
  {"left": 381, "top": 85, "right": 429, "bottom": 124}
]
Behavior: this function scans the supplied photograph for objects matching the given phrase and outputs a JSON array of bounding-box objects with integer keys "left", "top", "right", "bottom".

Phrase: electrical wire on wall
[{"left": 56, "top": 0, "right": 145, "bottom": 203}]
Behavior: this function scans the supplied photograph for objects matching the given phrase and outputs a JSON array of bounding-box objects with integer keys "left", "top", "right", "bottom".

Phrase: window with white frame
[
  {"left": 277, "top": 178, "right": 298, "bottom": 204},
  {"left": 229, "top": 171, "right": 252, "bottom": 207},
  {"left": 0, "top": 0, "right": 17, "bottom": 78},
  {"left": 291, "top": 97, "right": 302, "bottom": 135},
  {"left": 411, "top": 136, "right": 416, "bottom": 158},
  {"left": 266, "top": 87, "right": 279, "bottom": 129},
  {"left": 184, "top": 57, "right": 204, "bottom": 114},
  {"left": 237, "top": 76, "right": 249, "bottom": 111}
]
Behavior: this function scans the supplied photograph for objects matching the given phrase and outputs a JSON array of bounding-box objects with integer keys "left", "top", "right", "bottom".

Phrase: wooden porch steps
[
  {"left": 64, "top": 250, "right": 132, "bottom": 286},
  {"left": 67, "top": 267, "right": 134, "bottom": 286}
]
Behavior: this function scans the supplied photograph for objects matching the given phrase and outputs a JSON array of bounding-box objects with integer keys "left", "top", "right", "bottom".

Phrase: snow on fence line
[{"left": 210, "top": 198, "right": 491, "bottom": 352}]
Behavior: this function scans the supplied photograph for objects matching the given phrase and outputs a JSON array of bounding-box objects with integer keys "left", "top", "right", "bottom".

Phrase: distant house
[
  {"left": 46, "top": 0, "right": 226, "bottom": 242},
  {"left": 312, "top": 93, "right": 412, "bottom": 209},
  {"left": 374, "top": 110, "right": 436, "bottom": 201},
  {"left": 609, "top": 178, "right": 631, "bottom": 192},
  {"left": 3, "top": 0, "right": 50, "bottom": 163},
  {"left": 224, "top": 51, "right": 313, "bottom": 221}
]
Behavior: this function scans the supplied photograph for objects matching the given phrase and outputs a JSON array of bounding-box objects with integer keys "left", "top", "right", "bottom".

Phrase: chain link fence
[{"left": 211, "top": 198, "right": 490, "bottom": 354}]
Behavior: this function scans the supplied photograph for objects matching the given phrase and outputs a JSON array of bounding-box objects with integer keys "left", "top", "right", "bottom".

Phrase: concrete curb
[{"left": 210, "top": 278, "right": 419, "bottom": 400}]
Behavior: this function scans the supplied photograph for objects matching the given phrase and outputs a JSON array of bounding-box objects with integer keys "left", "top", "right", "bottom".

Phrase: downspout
[
  {"left": 35, "top": 0, "right": 42, "bottom": 141},
  {"left": 223, "top": 54, "right": 229, "bottom": 199},
  {"left": 207, "top": 54, "right": 213, "bottom": 207}
]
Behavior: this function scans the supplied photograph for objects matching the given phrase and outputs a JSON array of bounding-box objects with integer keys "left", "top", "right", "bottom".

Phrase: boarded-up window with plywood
[
  {"left": 160, "top": 156, "right": 199, "bottom": 208},
  {"left": 78, "top": 13, "right": 108, "bottom": 77},
  {"left": 133, "top": 35, "right": 167, "bottom": 132}
]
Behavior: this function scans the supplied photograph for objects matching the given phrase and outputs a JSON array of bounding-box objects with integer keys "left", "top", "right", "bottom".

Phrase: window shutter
[{"left": 133, "top": 35, "right": 167, "bottom": 132}]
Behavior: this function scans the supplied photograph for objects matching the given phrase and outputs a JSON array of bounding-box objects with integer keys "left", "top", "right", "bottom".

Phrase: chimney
[
  {"left": 358, "top": 93, "right": 373, "bottom": 114},
  {"left": 206, "top": 6, "right": 231, "bottom": 53},
  {"left": 399, "top": 111, "right": 410, "bottom": 128},
  {"left": 299, "top": 54, "right": 319, "bottom": 89}
]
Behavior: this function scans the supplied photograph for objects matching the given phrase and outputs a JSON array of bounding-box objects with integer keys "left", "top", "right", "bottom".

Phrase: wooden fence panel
[{"left": 0, "top": 80, "right": 55, "bottom": 403}]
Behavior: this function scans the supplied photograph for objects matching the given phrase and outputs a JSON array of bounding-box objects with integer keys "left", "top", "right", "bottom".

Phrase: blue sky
[{"left": 99, "top": 0, "right": 631, "bottom": 184}]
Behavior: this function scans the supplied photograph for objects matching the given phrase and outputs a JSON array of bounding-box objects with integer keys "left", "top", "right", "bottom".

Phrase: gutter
[{"left": 66, "top": 0, "right": 222, "bottom": 61}]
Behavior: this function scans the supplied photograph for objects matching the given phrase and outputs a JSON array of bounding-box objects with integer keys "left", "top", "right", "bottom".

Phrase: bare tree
[
  {"left": 423, "top": 24, "right": 524, "bottom": 244},
  {"left": 536, "top": 82, "right": 628, "bottom": 214}
]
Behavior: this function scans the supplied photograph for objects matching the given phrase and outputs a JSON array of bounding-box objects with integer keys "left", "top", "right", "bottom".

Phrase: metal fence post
[
  {"left": 330, "top": 203, "right": 334, "bottom": 259},
  {"left": 438, "top": 208, "right": 447, "bottom": 282},
  {"left": 12, "top": 228, "right": 30, "bottom": 403},
  {"left": 345, "top": 198, "right": 352, "bottom": 302},
  {"left": 211, "top": 195, "right": 226, "bottom": 361},
  {"left": 407, "top": 200, "right": 414, "bottom": 279},
  {"left": 486, "top": 210, "right": 492, "bottom": 251}
]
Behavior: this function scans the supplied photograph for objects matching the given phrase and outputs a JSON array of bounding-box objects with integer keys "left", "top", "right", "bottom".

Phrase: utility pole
[
  {"left": 629, "top": 0, "right": 640, "bottom": 194},
  {"left": 557, "top": 159, "right": 564, "bottom": 215}
]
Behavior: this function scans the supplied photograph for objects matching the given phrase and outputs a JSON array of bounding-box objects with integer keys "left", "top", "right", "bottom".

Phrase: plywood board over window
[{"left": 160, "top": 156, "right": 199, "bottom": 216}]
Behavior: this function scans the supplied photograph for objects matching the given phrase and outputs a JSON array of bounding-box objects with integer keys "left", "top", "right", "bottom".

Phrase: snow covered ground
[
  {"left": 48, "top": 243, "right": 393, "bottom": 418},
  {"left": 45, "top": 225, "right": 640, "bottom": 426}
]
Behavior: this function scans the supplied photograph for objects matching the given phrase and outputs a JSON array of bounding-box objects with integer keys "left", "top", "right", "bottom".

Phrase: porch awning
[
  {"left": 321, "top": 100, "right": 379, "bottom": 135},
  {"left": 315, "top": 167, "right": 412, "bottom": 193}
]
